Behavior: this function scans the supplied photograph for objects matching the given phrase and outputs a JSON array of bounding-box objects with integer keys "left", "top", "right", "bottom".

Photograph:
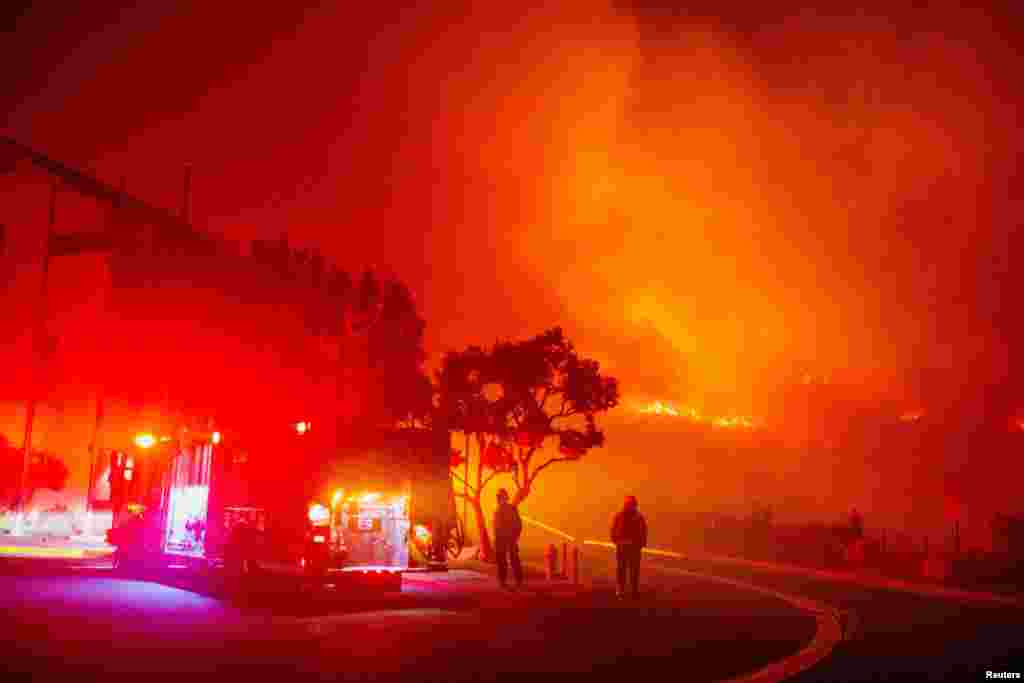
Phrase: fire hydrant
[{"left": 544, "top": 544, "right": 558, "bottom": 580}]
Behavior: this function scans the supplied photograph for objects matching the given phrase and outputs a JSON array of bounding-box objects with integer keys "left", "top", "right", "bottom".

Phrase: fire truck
[{"left": 107, "top": 422, "right": 455, "bottom": 593}]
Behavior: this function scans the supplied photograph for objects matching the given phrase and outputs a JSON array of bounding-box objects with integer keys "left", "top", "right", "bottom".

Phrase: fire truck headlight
[
  {"left": 413, "top": 524, "right": 431, "bottom": 543},
  {"left": 312, "top": 535, "right": 326, "bottom": 543},
  {"left": 308, "top": 503, "right": 330, "bottom": 526}
]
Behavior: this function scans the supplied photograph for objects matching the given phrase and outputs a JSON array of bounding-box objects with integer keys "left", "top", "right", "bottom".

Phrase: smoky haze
[{"left": 4, "top": 2, "right": 1022, "bottom": 537}]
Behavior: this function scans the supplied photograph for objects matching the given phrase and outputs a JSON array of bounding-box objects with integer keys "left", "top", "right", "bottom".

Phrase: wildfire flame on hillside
[
  {"left": 637, "top": 400, "right": 758, "bottom": 429},
  {"left": 640, "top": 400, "right": 680, "bottom": 417}
]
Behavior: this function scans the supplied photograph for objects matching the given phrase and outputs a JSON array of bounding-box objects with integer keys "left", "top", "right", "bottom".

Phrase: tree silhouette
[
  {"left": 96, "top": 225, "right": 430, "bottom": 437},
  {"left": 439, "top": 327, "right": 620, "bottom": 560},
  {"left": 347, "top": 276, "right": 431, "bottom": 427}
]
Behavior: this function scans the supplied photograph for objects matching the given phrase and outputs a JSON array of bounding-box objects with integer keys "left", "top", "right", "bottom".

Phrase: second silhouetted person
[
  {"left": 611, "top": 495, "right": 647, "bottom": 599},
  {"left": 493, "top": 487, "right": 524, "bottom": 589}
]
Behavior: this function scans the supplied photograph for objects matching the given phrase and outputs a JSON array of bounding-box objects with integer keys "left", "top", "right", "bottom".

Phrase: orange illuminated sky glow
[{"left": 2, "top": 1, "right": 1022, "bottom": 540}]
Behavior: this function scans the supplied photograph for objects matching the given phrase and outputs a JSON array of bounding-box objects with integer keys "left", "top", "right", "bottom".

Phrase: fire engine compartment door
[
  {"left": 337, "top": 488, "right": 410, "bottom": 570},
  {"left": 163, "top": 444, "right": 213, "bottom": 557}
]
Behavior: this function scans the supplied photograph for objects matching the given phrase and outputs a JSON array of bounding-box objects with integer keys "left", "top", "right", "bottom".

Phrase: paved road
[
  {"left": 646, "top": 554, "right": 1024, "bottom": 682},
  {"left": 1, "top": 556, "right": 814, "bottom": 680}
]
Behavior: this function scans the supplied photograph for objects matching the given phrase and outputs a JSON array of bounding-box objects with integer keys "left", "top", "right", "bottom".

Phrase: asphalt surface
[
  {"left": 0, "top": 555, "right": 815, "bottom": 681},
  {"left": 8, "top": 542, "right": 1017, "bottom": 682},
  {"left": 657, "top": 554, "right": 1024, "bottom": 682}
]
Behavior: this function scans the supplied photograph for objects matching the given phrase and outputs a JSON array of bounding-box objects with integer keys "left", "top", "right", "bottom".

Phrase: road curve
[
  {"left": 578, "top": 542, "right": 841, "bottom": 683},
  {"left": 657, "top": 554, "right": 1024, "bottom": 681}
]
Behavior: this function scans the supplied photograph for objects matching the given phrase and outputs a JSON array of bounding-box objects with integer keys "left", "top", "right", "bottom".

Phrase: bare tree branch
[
  {"left": 558, "top": 395, "right": 569, "bottom": 417},
  {"left": 539, "top": 386, "right": 553, "bottom": 411},
  {"left": 522, "top": 445, "right": 539, "bottom": 471},
  {"left": 450, "top": 471, "right": 480, "bottom": 498},
  {"left": 520, "top": 451, "right": 532, "bottom": 491},
  {"left": 481, "top": 468, "right": 501, "bottom": 492},
  {"left": 474, "top": 433, "right": 487, "bottom": 490}
]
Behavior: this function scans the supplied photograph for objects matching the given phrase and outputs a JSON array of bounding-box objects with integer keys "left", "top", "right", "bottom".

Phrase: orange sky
[
  {"left": 3, "top": 1, "right": 1020, "bottom": 416},
  {"left": 7, "top": 3, "right": 1018, "bottom": 418}
]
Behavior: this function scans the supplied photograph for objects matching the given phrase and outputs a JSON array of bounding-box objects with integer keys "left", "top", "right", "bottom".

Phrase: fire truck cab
[{"left": 108, "top": 423, "right": 449, "bottom": 594}]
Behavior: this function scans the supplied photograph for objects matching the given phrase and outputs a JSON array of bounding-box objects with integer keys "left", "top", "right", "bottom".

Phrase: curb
[
  {"left": 0, "top": 545, "right": 114, "bottom": 560},
  {"left": 656, "top": 563, "right": 843, "bottom": 683}
]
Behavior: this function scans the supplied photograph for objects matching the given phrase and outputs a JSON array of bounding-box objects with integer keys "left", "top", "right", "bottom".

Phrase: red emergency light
[{"left": 308, "top": 503, "right": 330, "bottom": 526}]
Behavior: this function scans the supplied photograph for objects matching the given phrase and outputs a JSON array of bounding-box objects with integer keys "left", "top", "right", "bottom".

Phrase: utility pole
[{"left": 16, "top": 179, "right": 58, "bottom": 535}]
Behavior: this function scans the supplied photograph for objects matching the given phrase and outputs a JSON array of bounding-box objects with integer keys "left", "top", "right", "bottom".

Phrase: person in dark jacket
[
  {"left": 611, "top": 495, "right": 647, "bottom": 599},
  {"left": 493, "top": 488, "right": 523, "bottom": 589}
]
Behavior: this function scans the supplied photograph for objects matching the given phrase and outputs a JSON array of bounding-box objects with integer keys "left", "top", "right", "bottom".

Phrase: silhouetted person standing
[
  {"left": 611, "top": 495, "right": 647, "bottom": 599},
  {"left": 493, "top": 488, "right": 523, "bottom": 589}
]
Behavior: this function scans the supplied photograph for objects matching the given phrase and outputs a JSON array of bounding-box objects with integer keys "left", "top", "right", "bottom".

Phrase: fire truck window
[
  {"left": 166, "top": 485, "right": 209, "bottom": 554},
  {"left": 164, "top": 444, "right": 213, "bottom": 556}
]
